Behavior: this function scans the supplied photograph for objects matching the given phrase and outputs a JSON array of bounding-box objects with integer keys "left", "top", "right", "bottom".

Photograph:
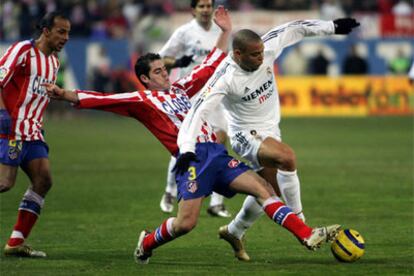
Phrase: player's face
[
  {"left": 236, "top": 40, "right": 264, "bottom": 72},
  {"left": 45, "top": 17, "right": 71, "bottom": 52},
  {"left": 192, "top": 0, "right": 214, "bottom": 26},
  {"left": 147, "top": 60, "right": 171, "bottom": 90}
]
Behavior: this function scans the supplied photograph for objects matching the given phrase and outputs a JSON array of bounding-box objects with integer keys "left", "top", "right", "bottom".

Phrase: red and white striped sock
[
  {"left": 262, "top": 197, "right": 312, "bottom": 240},
  {"left": 7, "top": 189, "right": 44, "bottom": 247},
  {"left": 143, "top": 217, "right": 176, "bottom": 252}
]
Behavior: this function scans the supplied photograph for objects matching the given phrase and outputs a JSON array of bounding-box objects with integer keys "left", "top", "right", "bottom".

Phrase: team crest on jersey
[
  {"left": 0, "top": 67, "right": 9, "bottom": 82},
  {"left": 187, "top": 180, "right": 198, "bottom": 193},
  {"left": 8, "top": 140, "right": 22, "bottom": 160},
  {"left": 228, "top": 159, "right": 240, "bottom": 168},
  {"left": 266, "top": 67, "right": 272, "bottom": 76}
]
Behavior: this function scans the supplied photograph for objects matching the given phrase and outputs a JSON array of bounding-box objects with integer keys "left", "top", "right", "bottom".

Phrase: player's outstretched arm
[
  {"left": 213, "top": 5, "right": 232, "bottom": 53},
  {"left": 262, "top": 18, "right": 360, "bottom": 58},
  {"left": 42, "top": 83, "right": 79, "bottom": 104},
  {"left": 333, "top": 18, "right": 360, "bottom": 34}
]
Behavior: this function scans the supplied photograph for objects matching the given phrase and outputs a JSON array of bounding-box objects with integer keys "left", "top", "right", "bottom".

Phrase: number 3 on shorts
[{"left": 188, "top": 166, "right": 197, "bottom": 180}]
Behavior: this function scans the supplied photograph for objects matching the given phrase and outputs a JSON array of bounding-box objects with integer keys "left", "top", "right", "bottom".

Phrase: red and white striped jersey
[
  {"left": 75, "top": 47, "right": 226, "bottom": 156},
  {"left": 0, "top": 39, "right": 60, "bottom": 141}
]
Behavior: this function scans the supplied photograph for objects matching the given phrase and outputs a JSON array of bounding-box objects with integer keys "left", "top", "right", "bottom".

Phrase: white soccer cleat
[
  {"left": 134, "top": 230, "right": 152, "bottom": 264},
  {"left": 303, "top": 224, "right": 341, "bottom": 251},
  {"left": 207, "top": 204, "right": 232, "bottom": 218},
  {"left": 4, "top": 244, "right": 47, "bottom": 258},
  {"left": 160, "top": 192, "right": 175, "bottom": 213},
  {"left": 218, "top": 225, "right": 250, "bottom": 261}
]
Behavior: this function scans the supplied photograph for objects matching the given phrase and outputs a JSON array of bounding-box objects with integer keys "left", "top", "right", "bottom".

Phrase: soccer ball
[{"left": 331, "top": 229, "right": 365, "bottom": 262}]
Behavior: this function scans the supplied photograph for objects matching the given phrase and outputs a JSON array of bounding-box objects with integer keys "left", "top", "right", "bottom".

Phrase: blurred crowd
[
  {"left": 1, "top": 0, "right": 413, "bottom": 40},
  {"left": 1, "top": 0, "right": 412, "bottom": 93}
]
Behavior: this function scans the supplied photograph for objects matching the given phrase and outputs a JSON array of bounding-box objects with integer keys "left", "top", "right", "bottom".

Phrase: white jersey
[
  {"left": 178, "top": 20, "right": 335, "bottom": 153},
  {"left": 159, "top": 19, "right": 221, "bottom": 80}
]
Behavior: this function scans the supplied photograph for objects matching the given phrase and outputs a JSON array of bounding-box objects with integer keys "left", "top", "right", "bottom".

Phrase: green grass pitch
[{"left": 1, "top": 114, "right": 413, "bottom": 275}]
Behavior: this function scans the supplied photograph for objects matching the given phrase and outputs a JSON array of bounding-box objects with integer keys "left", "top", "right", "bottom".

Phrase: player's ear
[
  {"left": 233, "top": 49, "right": 241, "bottom": 59},
  {"left": 43, "top": 27, "right": 51, "bottom": 37},
  {"left": 139, "top": 74, "right": 150, "bottom": 85}
]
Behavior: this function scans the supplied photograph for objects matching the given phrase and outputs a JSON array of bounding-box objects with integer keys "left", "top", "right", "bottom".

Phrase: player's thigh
[
  {"left": 228, "top": 170, "right": 274, "bottom": 204},
  {"left": 22, "top": 158, "right": 52, "bottom": 196},
  {"left": 257, "top": 137, "right": 296, "bottom": 168},
  {"left": 174, "top": 197, "right": 204, "bottom": 232},
  {"left": 0, "top": 163, "right": 18, "bottom": 191},
  {"left": 257, "top": 167, "right": 281, "bottom": 196}
]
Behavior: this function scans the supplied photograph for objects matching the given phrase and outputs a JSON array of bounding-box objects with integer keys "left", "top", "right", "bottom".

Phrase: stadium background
[{"left": 0, "top": 0, "right": 413, "bottom": 275}]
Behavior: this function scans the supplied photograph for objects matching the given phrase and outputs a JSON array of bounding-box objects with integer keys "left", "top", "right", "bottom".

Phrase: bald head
[
  {"left": 232, "top": 29, "right": 262, "bottom": 52},
  {"left": 232, "top": 29, "right": 264, "bottom": 72}
]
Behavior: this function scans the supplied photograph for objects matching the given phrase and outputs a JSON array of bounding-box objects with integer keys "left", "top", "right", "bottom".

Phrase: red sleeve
[
  {"left": 172, "top": 47, "right": 226, "bottom": 99},
  {"left": 0, "top": 41, "right": 31, "bottom": 88},
  {"left": 75, "top": 90, "right": 145, "bottom": 117}
]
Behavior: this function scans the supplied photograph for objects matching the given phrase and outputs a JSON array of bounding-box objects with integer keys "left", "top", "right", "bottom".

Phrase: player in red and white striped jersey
[{"left": 0, "top": 12, "right": 70, "bottom": 258}]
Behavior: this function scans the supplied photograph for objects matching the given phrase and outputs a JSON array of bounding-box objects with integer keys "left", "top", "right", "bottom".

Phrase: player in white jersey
[
  {"left": 178, "top": 18, "right": 360, "bottom": 261},
  {"left": 159, "top": 0, "right": 230, "bottom": 217},
  {"left": 0, "top": 12, "right": 70, "bottom": 258}
]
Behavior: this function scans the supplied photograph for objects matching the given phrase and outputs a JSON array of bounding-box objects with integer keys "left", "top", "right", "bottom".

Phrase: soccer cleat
[
  {"left": 160, "top": 192, "right": 175, "bottom": 213},
  {"left": 134, "top": 230, "right": 152, "bottom": 264},
  {"left": 4, "top": 244, "right": 47, "bottom": 258},
  {"left": 218, "top": 225, "right": 250, "bottom": 261},
  {"left": 207, "top": 204, "right": 231, "bottom": 218},
  {"left": 303, "top": 224, "right": 341, "bottom": 251}
]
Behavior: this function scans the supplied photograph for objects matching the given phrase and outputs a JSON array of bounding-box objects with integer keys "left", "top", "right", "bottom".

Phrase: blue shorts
[
  {"left": 0, "top": 138, "right": 49, "bottom": 167},
  {"left": 175, "top": 142, "right": 250, "bottom": 201}
]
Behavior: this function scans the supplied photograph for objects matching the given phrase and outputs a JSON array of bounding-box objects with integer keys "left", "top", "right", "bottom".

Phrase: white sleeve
[
  {"left": 178, "top": 79, "right": 228, "bottom": 153},
  {"left": 262, "top": 20, "right": 335, "bottom": 59},
  {"left": 159, "top": 29, "right": 185, "bottom": 58},
  {"left": 409, "top": 60, "right": 414, "bottom": 80}
]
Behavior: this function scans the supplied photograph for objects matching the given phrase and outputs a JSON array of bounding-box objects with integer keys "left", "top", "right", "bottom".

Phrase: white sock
[
  {"left": 209, "top": 192, "right": 224, "bottom": 207},
  {"left": 228, "top": 195, "right": 263, "bottom": 239},
  {"left": 165, "top": 156, "right": 177, "bottom": 197},
  {"left": 277, "top": 170, "right": 303, "bottom": 215}
]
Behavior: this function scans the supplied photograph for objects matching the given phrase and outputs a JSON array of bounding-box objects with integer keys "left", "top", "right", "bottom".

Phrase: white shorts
[{"left": 230, "top": 128, "right": 281, "bottom": 171}]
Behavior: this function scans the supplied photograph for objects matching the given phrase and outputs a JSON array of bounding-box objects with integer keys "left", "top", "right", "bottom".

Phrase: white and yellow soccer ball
[{"left": 331, "top": 229, "right": 365, "bottom": 262}]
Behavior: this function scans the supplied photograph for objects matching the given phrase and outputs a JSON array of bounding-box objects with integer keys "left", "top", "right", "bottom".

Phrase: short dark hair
[
  {"left": 232, "top": 29, "right": 262, "bottom": 52},
  {"left": 134, "top": 53, "right": 162, "bottom": 88},
  {"left": 36, "top": 11, "right": 69, "bottom": 31},
  {"left": 191, "top": 0, "right": 215, "bottom": 9}
]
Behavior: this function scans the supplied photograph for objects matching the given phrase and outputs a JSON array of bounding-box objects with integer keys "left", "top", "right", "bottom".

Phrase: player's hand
[
  {"left": 333, "top": 18, "right": 360, "bottom": 34},
  {"left": 0, "top": 109, "right": 11, "bottom": 135},
  {"left": 214, "top": 5, "right": 232, "bottom": 33},
  {"left": 42, "top": 83, "right": 64, "bottom": 99},
  {"left": 173, "top": 55, "right": 194, "bottom": 68},
  {"left": 173, "top": 152, "right": 199, "bottom": 175}
]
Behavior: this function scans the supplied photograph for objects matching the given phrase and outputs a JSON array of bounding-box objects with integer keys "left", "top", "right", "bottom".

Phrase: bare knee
[
  {"left": 173, "top": 217, "right": 198, "bottom": 235},
  {"left": 32, "top": 173, "right": 53, "bottom": 197},
  {"left": 0, "top": 179, "right": 15, "bottom": 193},
  {"left": 278, "top": 147, "right": 296, "bottom": 171}
]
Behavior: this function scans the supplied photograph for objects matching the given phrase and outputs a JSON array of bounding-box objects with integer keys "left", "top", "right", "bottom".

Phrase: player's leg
[
  {"left": 160, "top": 156, "right": 177, "bottom": 213},
  {"left": 207, "top": 128, "right": 231, "bottom": 218},
  {"left": 227, "top": 170, "right": 340, "bottom": 251},
  {"left": 4, "top": 141, "right": 51, "bottom": 258},
  {"left": 0, "top": 139, "right": 19, "bottom": 192},
  {"left": 257, "top": 137, "right": 304, "bottom": 219},
  {"left": 0, "top": 164, "right": 18, "bottom": 192},
  {"left": 135, "top": 197, "right": 204, "bottom": 264}
]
